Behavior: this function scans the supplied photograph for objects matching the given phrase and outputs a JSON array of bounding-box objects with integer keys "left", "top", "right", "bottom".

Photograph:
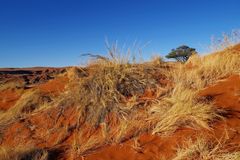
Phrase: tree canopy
[{"left": 165, "top": 45, "right": 196, "bottom": 62}]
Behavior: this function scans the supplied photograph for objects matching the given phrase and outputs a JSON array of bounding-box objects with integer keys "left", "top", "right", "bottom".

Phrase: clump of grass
[
  {"left": 71, "top": 130, "right": 106, "bottom": 156},
  {"left": 151, "top": 85, "right": 220, "bottom": 135},
  {"left": 172, "top": 136, "right": 240, "bottom": 160},
  {"left": 65, "top": 43, "right": 166, "bottom": 128}
]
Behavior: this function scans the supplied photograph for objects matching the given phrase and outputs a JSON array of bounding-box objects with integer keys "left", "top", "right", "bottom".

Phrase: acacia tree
[{"left": 166, "top": 45, "right": 197, "bottom": 62}]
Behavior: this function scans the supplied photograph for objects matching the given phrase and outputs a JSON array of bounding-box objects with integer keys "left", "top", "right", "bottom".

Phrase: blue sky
[{"left": 0, "top": 0, "right": 240, "bottom": 67}]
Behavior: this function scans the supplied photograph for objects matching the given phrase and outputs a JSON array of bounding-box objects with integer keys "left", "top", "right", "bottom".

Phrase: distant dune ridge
[{"left": 0, "top": 43, "right": 240, "bottom": 159}]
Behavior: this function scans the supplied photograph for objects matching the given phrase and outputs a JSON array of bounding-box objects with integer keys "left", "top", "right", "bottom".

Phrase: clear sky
[{"left": 1, "top": 0, "right": 240, "bottom": 67}]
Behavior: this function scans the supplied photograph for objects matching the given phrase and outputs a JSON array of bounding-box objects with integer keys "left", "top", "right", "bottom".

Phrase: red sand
[
  {"left": 38, "top": 76, "right": 68, "bottom": 95},
  {"left": 0, "top": 89, "right": 21, "bottom": 110},
  {"left": 199, "top": 75, "right": 240, "bottom": 112}
]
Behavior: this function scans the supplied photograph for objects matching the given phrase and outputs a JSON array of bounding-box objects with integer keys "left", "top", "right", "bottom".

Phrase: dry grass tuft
[
  {"left": 151, "top": 85, "right": 220, "bottom": 135},
  {"left": 173, "top": 136, "right": 240, "bottom": 160},
  {"left": 64, "top": 46, "right": 166, "bottom": 128},
  {"left": 71, "top": 130, "right": 106, "bottom": 156}
]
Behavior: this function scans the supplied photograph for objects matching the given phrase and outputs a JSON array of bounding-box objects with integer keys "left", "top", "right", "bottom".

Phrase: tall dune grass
[{"left": 64, "top": 43, "right": 168, "bottom": 128}]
